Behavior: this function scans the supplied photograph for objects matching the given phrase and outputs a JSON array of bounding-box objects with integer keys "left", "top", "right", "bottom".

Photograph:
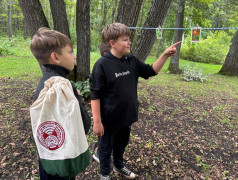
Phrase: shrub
[
  {"left": 180, "top": 31, "right": 232, "bottom": 64},
  {"left": 0, "top": 40, "right": 11, "bottom": 56},
  {"left": 72, "top": 78, "right": 90, "bottom": 99},
  {"left": 182, "top": 65, "right": 210, "bottom": 82}
]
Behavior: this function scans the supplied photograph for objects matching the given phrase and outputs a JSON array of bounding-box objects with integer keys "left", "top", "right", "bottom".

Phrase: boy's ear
[
  {"left": 109, "top": 40, "right": 114, "bottom": 48},
  {"left": 50, "top": 52, "right": 60, "bottom": 64}
]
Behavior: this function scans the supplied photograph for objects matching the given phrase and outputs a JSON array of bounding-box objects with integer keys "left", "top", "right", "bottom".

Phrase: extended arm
[{"left": 152, "top": 41, "right": 182, "bottom": 74}]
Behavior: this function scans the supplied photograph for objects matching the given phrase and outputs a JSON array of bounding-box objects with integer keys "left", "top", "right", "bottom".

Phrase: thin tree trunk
[
  {"left": 49, "top": 0, "right": 70, "bottom": 38},
  {"left": 23, "top": 18, "right": 27, "bottom": 40},
  {"left": 8, "top": 0, "right": 12, "bottom": 41},
  {"left": 17, "top": 9, "right": 20, "bottom": 31},
  {"left": 116, "top": 0, "right": 143, "bottom": 43},
  {"left": 133, "top": 0, "right": 172, "bottom": 62},
  {"left": 156, "top": 38, "right": 162, "bottom": 59},
  {"left": 76, "top": 0, "right": 90, "bottom": 81},
  {"left": 13, "top": 3, "right": 16, "bottom": 35},
  {"left": 0, "top": 1, "right": 2, "bottom": 34},
  {"left": 101, "top": 0, "right": 107, "bottom": 29},
  {"left": 168, "top": 0, "right": 185, "bottom": 74},
  {"left": 219, "top": 30, "right": 238, "bottom": 76},
  {"left": 111, "top": 0, "right": 118, "bottom": 23},
  {"left": 15, "top": 8, "right": 20, "bottom": 34}
]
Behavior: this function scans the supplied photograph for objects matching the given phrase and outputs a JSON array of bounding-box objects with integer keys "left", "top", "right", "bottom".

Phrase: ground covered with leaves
[{"left": 0, "top": 77, "right": 237, "bottom": 180}]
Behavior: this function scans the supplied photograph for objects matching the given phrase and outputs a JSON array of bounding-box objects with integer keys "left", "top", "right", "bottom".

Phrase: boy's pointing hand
[{"left": 163, "top": 41, "right": 182, "bottom": 57}]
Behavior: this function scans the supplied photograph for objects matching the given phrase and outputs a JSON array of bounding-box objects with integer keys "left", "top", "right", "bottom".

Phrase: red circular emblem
[{"left": 37, "top": 121, "right": 65, "bottom": 150}]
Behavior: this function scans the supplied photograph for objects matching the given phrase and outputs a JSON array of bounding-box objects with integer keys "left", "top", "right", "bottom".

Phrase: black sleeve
[
  {"left": 136, "top": 58, "right": 157, "bottom": 79},
  {"left": 71, "top": 83, "right": 91, "bottom": 134},
  {"left": 90, "top": 61, "right": 106, "bottom": 100}
]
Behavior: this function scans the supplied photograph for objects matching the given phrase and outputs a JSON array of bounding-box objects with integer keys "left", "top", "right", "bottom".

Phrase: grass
[
  {"left": 146, "top": 56, "right": 222, "bottom": 74},
  {"left": 0, "top": 56, "right": 41, "bottom": 79},
  {"left": 0, "top": 37, "right": 100, "bottom": 79},
  {"left": 144, "top": 56, "right": 238, "bottom": 98},
  {"left": 1, "top": 36, "right": 238, "bottom": 96}
]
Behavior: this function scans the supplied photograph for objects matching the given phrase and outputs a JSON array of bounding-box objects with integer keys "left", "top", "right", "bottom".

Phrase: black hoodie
[
  {"left": 90, "top": 52, "right": 156, "bottom": 128},
  {"left": 34, "top": 64, "right": 91, "bottom": 134}
]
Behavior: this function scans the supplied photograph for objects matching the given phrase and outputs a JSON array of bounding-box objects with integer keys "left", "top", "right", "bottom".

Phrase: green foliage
[
  {"left": 69, "top": 28, "right": 77, "bottom": 45},
  {"left": 182, "top": 65, "right": 210, "bottom": 82},
  {"left": 180, "top": 31, "right": 232, "bottom": 64},
  {"left": 185, "top": 0, "right": 212, "bottom": 28},
  {"left": 0, "top": 37, "right": 32, "bottom": 56},
  {"left": 0, "top": 39, "right": 11, "bottom": 56},
  {"left": 91, "top": 29, "right": 102, "bottom": 52},
  {"left": 72, "top": 79, "right": 90, "bottom": 99},
  {"left": 208, "top": 0, "right": 238, "bottom": 28}
]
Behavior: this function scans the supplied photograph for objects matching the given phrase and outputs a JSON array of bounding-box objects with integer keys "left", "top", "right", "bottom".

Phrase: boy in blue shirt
[{"left": 90, "top": 23, "right": 181, "bottom": 180}]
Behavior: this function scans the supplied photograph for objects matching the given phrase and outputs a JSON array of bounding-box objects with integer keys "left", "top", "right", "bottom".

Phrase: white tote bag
[{"left": 30, "top": 76, "right": 89, "bottom": 178}]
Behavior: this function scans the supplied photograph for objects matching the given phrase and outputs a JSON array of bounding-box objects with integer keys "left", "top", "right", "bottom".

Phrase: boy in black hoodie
[
  {"left": 90, "top": 23, "right": 181, "bottom": 180},
  {"left": 31, "top": 28, "right": 90, "bottom": 180}
]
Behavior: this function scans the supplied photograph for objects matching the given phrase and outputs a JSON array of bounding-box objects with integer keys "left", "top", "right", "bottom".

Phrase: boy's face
[
  {"left": 57, "top": 45, "right": 76, "bottom": 71},
  {"left": 110, "top": 35, "right": 131, "bottom": 58}
]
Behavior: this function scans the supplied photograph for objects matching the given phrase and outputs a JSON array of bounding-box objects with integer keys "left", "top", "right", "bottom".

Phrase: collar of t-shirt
[{"left": 104, "top": 52, "right": 134, "bottom": 61}]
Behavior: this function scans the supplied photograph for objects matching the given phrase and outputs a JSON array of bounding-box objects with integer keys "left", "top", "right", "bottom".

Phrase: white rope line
[{"left": 128, "top": 27, "right": 238, "bottom": 30}]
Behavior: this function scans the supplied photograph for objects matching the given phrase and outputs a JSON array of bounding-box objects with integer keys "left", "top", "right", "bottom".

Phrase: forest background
[{"left": 1, "top": 0, "right": 238, "bottom": 78}]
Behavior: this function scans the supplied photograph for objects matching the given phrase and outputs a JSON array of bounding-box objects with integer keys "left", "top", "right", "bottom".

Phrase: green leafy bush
[
  {"left": 180, "top": 31, "right": 232, "bottom": 64},
  {"left": 182, "top": 65, "right": 210, "bottom": 82},
  {"left": 0, "top": 37, "right": 32, "bottom": 57},
  {"left": 72, "top": 79, "right": 90, "bottom": 99},
  {"left": 0, "top": 40, "right": 11, "bottom": 56}
]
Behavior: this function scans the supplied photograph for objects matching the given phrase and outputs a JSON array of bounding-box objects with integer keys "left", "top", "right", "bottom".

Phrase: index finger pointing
[{"left": 172, "top": 41, "right": 182, "bottom": 47}]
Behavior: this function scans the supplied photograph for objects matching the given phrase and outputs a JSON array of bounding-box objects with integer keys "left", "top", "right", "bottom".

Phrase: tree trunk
[
  {"left": 18, "top": 0, "right": 49, "bottom": 73},
  {"left": 16, "top": 9, "right": 20, "bottom": 31},
  {"left": 219, "top": 30, "right": 238, "bottom": 76},
  {"left": 116, "top": 0, "right": 143, "bottom": 43},
  {"left": 133, "top": 0, "right": 172, "bottom": 62},
  {"left": 101, "top": 0, "right": 107, "bottom": 29},
  {"left": 49, "top": 0, "right": 71, "bottom": 38},
  {"left": 76, "top": 0, "right": 90, "bottom": 81},
  {"left": 111, "top": 0, "right": 118, "bottom": 23},
  {"left": 23, "top": 18, "right": 27, "bottom": 40},
  {"left": 8, "top": 0, "right": 12, "bottom": 41},
  {"left": 18, "top": 0, "right": 49, "bottom": 38},
  {"left": 168, "top": 0, "right": 185, "bottom": 74},
  {"left": 0, "top": 1, "right": 3, "bottom": 34},
  {"left": 156, "top": 38, "right": 162, "bottom": 59}
]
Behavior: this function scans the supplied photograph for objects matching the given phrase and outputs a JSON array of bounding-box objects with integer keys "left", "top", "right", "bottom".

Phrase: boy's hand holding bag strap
[{"left": 30, "top": 76, "right": 89, "bottom": 178}]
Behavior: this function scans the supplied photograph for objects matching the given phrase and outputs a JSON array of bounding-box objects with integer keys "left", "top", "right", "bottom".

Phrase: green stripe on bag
[{"left": 40, "top": 149, "right": 90, "bottom": 178}]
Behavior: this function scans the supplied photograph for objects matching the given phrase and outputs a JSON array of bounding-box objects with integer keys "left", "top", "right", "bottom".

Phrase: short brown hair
[
  {"left": 99, "top": 42, "right": 110, "bottom": 56},
  {"left": 101, "top": 23, "right": 131, "bottom": 44},
  {"left": 30, "top": 27, "right": 73, "bottom": 64}
]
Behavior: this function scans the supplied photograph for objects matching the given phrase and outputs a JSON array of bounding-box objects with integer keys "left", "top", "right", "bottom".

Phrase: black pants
[
  {"left": 39, "top": 160, "right": 75, "bottom": 180},
  {"left": 99, "top": 126, "right": 131, "bottom": 176}
]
